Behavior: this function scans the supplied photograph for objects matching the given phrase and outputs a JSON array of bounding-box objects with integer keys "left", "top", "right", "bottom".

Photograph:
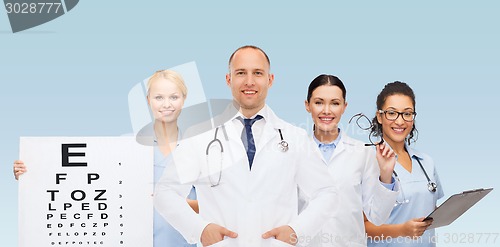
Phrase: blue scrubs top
[
  {"left": 368, "top": 145, "right": 444, "bottom": 247},
  {"left": 153, "top": 144, "right": 197, "bottom": 247}
]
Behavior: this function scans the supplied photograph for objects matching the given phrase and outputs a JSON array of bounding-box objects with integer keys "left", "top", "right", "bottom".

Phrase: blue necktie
[{"left": 240, "top": 115, "right": 263, "bottom": 170}]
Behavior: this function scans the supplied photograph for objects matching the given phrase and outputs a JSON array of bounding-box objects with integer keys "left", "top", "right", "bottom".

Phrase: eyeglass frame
[
  {"left": 347, "top": 113, "right": 384, "bottom": 146},
  {"left": 378, "top": 109, "right": 417, "bottom": 122}
]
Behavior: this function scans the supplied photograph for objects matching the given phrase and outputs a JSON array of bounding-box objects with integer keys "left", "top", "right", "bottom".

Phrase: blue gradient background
[{"left": 1, "top": 1, "right": 499, "bottom": 246}]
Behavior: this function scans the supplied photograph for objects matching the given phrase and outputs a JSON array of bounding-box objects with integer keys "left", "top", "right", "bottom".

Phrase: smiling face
[
  {"left": 147, "top": 77, "right": 185, "bottom": 124},
  {"left": 226, "top": 47, "right": 274, "bottom": 117},
  {"left": 305, "top": 85, "right": 347, "bottom": 136},
  {"left": 377, "top": 94, "right": 415, "bottom": 146}
]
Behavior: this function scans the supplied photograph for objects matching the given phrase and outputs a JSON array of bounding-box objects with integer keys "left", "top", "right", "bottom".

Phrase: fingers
[
  {"left": 377, "top": 144, "right": 394, "bottom": 158},
  {"left": 262, "top": 225, "right": 297, "bottom": 245},
  {"left": 14, "top": 170, "right": 23, "bottom": 180},
  {"left": 201, "top": 224, "right": 238, "bottom": 246},
  {"left": 414, "top": 227, "right": 427, "bottom": 237},
  {"left": 424, "top": 221, "right": 433, "bottom": 227},
  {"left": 262, "top": 228, "right": 278, "bottom": 239},
  {"left": 14, "top": 160, "right": 25, "bottom": 168},
  {"left": 412, "top": 217, "right": 430, "bottom": 226},
  {"left": 376, "top": 144, "right": 386, "bottom": 157},
  {"left": 386, "top": 145, "right": 392, "bottom": 156},
  {"left": 415, "top": 217, "right": 428, "bottom": 222},
  {"left": 13, "top": 160, "right": 27, "bottom": 180},
  {"left": 222, "top": 228, "right": 238, "bottom": 238},
  {"left": 376, "top": 144, "right": 396, "bottom": 183},
  {"left": 421, "top": 218, "right": 433, "bottom": 228},
  {"left": 410, "top": 218, "right": 432, "bottom": 236}
]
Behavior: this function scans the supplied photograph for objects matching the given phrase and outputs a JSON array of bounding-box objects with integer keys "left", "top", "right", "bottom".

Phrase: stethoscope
[
  {"left": 206, "top": 124, "right": 289, "bottom": 187},
  {"left": 393, "top": 156, "right": 437, "bottom": 193},
  {"left": 415, "top": 157, "right": 438, "bottom": 193},
  {"left": 206, "top": 126, "right": 227, "bottom": 187},
  {"left": 276, "top": 129, "right": 289, "bottom": 152}
]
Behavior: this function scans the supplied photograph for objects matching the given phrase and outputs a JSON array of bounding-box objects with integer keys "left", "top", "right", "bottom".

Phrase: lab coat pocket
[
  {"left": 270, "top": 238, "right": 295, "bottom": 247},
  {"left": 207, "top": 238, "right": 234, "bottom": 247}
]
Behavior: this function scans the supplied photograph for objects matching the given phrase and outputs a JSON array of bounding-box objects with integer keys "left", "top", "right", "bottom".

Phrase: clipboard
[{"left": 424, "top": 188, "right": 493, "bottom": 229}]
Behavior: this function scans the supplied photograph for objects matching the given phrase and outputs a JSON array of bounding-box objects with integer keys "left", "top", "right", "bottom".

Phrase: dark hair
[
  {"left": 228, "top": 45, "right": 270, "bottom": 70},
  {"left": 306, "top": 74, "right": 347, "bottom": 102},
  {"left": 371, "top": 81, "right": 418, "bottom": 145}
]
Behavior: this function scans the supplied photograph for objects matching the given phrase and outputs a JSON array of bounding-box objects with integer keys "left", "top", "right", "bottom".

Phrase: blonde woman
[{"left": 14, "top": 70, "right": 198, "bottom": 247}]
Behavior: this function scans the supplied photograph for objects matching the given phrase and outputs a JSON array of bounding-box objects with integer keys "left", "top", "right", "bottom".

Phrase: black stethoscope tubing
[
  {"left": 415, "top": 157, "right": 438, "bottom": 193},
  {"left": 392, "top": 156, "right": 437, "bottom": 193}
]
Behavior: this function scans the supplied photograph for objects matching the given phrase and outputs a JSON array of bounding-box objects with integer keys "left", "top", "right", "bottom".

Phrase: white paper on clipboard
[{"left": 424, "top": 188, "right": 493, "bottom": 229}]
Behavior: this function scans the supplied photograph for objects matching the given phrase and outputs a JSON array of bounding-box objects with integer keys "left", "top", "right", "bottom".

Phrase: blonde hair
[{"left": 147, "top": 70, "right": 187, "bottom": 98}]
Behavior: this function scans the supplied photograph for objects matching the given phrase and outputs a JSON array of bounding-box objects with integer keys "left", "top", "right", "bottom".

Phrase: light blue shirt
[
  {"left": 312, "top": 129, "right": 341, "bottom": 162},
  {"left": 153, "top": 141, "right": 197, "bottom": 247},
  {"left": 368, "top": 145, "right": 444, "bottom": 247}
]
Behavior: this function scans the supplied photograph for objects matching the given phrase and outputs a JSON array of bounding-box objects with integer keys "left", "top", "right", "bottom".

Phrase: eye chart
[{"left": 18, "top": 137, "right": 153, "bottom": 247}]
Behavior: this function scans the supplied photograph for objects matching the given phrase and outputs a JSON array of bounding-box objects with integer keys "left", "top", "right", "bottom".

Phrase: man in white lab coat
[{"left": 154, "top": 46, "right": 338, "bottom": 247}]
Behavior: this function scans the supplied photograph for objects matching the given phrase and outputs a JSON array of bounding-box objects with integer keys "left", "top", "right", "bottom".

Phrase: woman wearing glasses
[
  {"left": 365, "top": 81, "right": 444, "bottom": 247},
  {"left": 14, "top": 70, "right": 198, "bottom": 247},
  {"left": 302, "top": 74, "right": 399, "bottom": 247}
]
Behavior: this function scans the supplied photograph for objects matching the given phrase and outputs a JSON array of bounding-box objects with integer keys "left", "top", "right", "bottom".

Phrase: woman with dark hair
[
  {"left": 302, "top": 74, "right": 399, "bottom": 247},
  {"left": 365, "top": 81, "right": 444, "bottom": 247}
]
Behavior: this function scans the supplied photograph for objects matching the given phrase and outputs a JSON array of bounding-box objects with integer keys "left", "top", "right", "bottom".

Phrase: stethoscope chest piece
[
  {"left": 278, "top": 140, "right": 289, "bottom": 152},
  {"left": 277, "top": 129, "right": 288, "bottom": 152},
  {"left": 428, "top": 182, "right": 437, "bottom": 193}
]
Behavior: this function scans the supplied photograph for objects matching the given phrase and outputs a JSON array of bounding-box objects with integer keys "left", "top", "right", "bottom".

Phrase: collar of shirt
[
  {"left": 232, "top": 104, "right": 269, "bottom": 120},
  {"left": 384, "top": 140, "right": 424, "bottom": 162},
  {"left": 231, "top": 105, "right": 269, "bottom": 145},
  {"left": 313, "top": 128, "right": 342, "bottom": 149},
  {"left": 313, "top": 129, "right": 341, "bottom": 162},
  {"left": 406, "top": 143, "right": 424, "bottom": 161}
]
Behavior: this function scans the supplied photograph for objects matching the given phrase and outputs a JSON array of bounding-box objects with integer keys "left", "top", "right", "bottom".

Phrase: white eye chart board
[{"left": 18, "top": 137, "right": 153, "bottom": 247}]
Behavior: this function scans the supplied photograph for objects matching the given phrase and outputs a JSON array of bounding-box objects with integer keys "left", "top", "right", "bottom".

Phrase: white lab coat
[
  {"left": 300, "top": 134, "right": 398, "bottom": 247},
  {"left": 154, "top": 105, "right": 338, "bottom": 247}
]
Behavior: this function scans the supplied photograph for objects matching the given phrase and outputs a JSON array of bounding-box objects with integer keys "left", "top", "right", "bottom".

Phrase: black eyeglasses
[
  {"left": 378, "top": 110, "right": 416, "bottom": 122},
  {"left": 348, "top": 113, "right": 384, "bottom": 146}
]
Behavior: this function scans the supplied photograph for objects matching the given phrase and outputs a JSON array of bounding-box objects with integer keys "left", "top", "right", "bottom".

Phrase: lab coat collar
[
  {"left": 329, "top": 133, "right": 359, "bottom": 162},
  {"left": 256, "top": 105, "right": 287, "bottom": 150},
  {"left": 312, "top": 129, "right": 342, "bottom": 147},
  {"left": 263, "top": 106, "right": 286, "bottom": 129},
  {"left": 309, "top": 131, "right": 352, "bottom": 164},
  {"left": 227, "top": 104, "right": 286, "bottom": 149},
  {"left": 231, "top": 104, "right": 286, "bottom": 129}
]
